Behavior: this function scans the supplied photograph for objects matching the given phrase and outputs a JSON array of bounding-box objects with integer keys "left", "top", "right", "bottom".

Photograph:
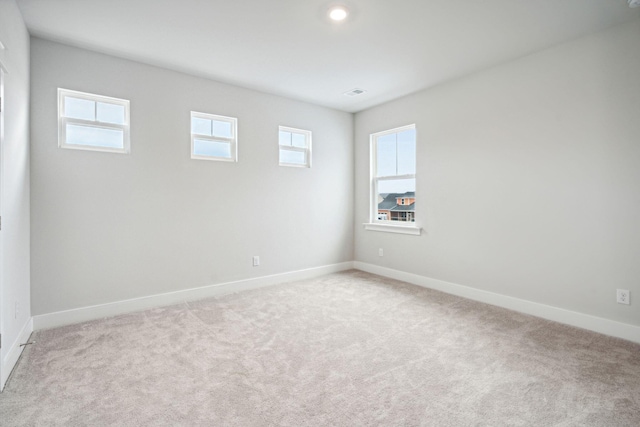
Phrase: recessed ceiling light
[
  {"left": 329, "top": 5, "right": 349, "bottom": 21},
  {"left": 344, "top": 88, "right": 366, "bottom": 97}
]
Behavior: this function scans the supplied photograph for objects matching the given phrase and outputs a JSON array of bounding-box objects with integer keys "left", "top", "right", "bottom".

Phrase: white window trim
[
  {"left": 363, "top": 222, "right": 421, "bottom": 235},
  {"left": 58, "top": 88, "right": 130, "bottom": 154},
  {"left": 190, "top": 111, "right": 238, "bottom": 162},
  {"left": 279, "top": 125, "right": 312, "bottom": 168},
  {"left": 364, "top": 123, "right": 421, "bottom": 235}
]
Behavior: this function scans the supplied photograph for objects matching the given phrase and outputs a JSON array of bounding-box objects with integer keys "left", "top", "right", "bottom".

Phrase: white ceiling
[{"left": 17, "top": 0, "right": 640, "bottom": 112}]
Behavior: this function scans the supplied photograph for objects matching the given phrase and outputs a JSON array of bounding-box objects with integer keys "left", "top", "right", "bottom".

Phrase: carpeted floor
[{"left": 1, "top": 270, "right": 639, "bottom": 426}]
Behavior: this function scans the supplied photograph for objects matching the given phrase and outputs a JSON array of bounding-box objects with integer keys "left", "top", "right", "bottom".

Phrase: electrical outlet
[
  {"left": 616, "top": 289, "right": 630, "bottom": 305},
  {"left": 378, "top": 248, "right": 384, "bottom": 257},
  {"left": 252, "top": 256, "right": 260, "bottom": 267}
]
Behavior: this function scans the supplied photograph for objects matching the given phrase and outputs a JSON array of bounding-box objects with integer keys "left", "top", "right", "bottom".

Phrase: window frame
[
  {"left": 278, "top": 125, "right": 312, "bottom": 168},
  {"left": 58, "top": 88, "right": 130, "bottom": 154},
  {"left": 365, "top": 124, "right": 421, "bottom": 235},
  {"left": 190, "top": 111, "right": 238, "bottom": 162}
]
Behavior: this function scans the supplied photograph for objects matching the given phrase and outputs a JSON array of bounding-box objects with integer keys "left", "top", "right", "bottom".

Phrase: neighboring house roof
[
  {"left": 391, "top": 203, "right": 415, "bottom": 212},
  {"left": 378, "top": 195, "right": 399, "bottom": 210},
  {"left": 378, "top": 192, "right": 415, "bottom": 212}
]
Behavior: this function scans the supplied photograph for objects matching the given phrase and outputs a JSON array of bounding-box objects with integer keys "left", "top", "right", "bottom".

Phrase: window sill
[
  {"left": 363, "top": 223, "right": 422, "bottom": 236},
  {"left": 191, "top": 154, "right": 237, "bottom": 162},
  {"left": 279, "top": 162, "right": 310, "bottom": 168},
  {"left": 60, "top": 143, "right": 129, "bottom": 154}
]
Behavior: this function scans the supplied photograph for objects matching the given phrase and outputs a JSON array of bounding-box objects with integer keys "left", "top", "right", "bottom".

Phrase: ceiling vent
[{"left": 343, "top": 88, "right": 367, "bottom": 97}]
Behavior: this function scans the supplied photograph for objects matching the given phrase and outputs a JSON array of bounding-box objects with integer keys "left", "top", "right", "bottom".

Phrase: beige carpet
[{"left": 1, "top": 270, "right": 639, "bottom": 426}]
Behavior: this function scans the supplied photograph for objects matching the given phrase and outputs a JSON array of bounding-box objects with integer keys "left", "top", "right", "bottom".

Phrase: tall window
[
  {"left": 58, "top": 88, "right": 130, "bottom": 153},
  {"left": 279, "top": 126, "right": 312, "bottom": 168},
  {"left": 191, "top": 112, "right": 238, "bottom": 161},
  {"left": 370, "top": 124, "right": 417, "bottom": 227}
]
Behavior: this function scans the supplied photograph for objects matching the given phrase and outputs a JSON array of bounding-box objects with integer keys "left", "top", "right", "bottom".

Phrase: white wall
[
  {"left": 0, "top": 0, "right": 31, "bottom": 388},
  {"left": 30, "top": 38, "right": 354, "bottom": 316},
  {"left": 355, "top": 19, "right": 640, "bottom": 328}
]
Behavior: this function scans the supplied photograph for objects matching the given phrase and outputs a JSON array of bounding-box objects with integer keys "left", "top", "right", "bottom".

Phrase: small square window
[
  {"left": 58, "top": 88, "right": 130, "bottom": 153},
  {"left": 191, "top": 111, "right": 238, "bottom": 162},
  {"left": 279, "top": 126, "right": 311, "bottom": 168}
]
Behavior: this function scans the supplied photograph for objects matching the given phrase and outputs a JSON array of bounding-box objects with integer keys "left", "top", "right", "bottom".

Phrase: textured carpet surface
[{"left": 1, "top": 270, "right": 639, "bottom": 426}]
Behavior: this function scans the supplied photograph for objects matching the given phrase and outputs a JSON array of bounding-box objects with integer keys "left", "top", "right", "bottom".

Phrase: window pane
[
  {"left": 292, "top": 132, "right": 306, "bottom": 148},
  {"left": 376, "top": 133, "right": 397, "bottom": 177},
  {"left": 377, "top": 178, "right": 416, "bottom": 222},
  {"left": 279, "top": 148, "right": 306, "bottom": 165},
  {"left": 193, "top": 139, "right": 231, "bottom": 158},
  {"left": 192, "top": 117, "right": 212, "bottom": 136},
  {"left": 97, "top": 102, "right": 125, "bottom": 125},
  {"left": 64, "top": 97, "right": 95, "bottom": 121},
  {"left": 378, "top": 178, "right": 415, "bottom": 194},
  {"left": 279, "top": 131, "right": 292, "bottom": 146},
  {"left": 66, "top": 124, "right": 124, "bottom": 149},
  {"left": 397, "top": 129, "right": 416, "bottom": 175},
  {"left": 212, "top": 120, "right": 232, "bottom": 138}
]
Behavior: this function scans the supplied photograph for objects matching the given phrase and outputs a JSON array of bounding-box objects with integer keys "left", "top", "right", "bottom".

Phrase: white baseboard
[
  {"left": 33, "top": 262, "right": 354, "bottom": 331},
  {"left": 354, "top": 261, "right": 640, "bottom": 344},
  {"left": 1, "top": 317, "right": 33, "bottom": 391},
  {"left": 30, "top": 260, "right": 639, "bottom": 344}
]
